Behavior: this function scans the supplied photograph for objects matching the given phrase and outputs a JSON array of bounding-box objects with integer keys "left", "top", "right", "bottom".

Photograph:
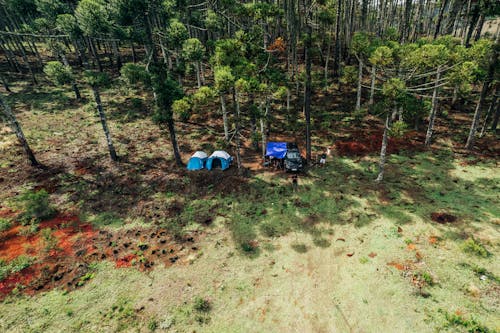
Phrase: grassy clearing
[
  {"left": 1, "top": 80, "right": 499, "bottom": 331},
  {"left": 0, "top": 151, "right": 498, "bottom": 332}
]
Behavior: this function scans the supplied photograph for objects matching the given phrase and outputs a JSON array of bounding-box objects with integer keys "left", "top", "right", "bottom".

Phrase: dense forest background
[{"left": 0, "top": 0, "right": 498, "bottom": 181}]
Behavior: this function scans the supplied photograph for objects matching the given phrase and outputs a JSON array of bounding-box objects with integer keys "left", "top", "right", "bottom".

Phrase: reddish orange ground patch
[
  {"left": 406, "top": 243, "right": 417, "bottom": 251},
  {"left": 0, "top": 212, "right": 199, "bottom": 299},
  {"left": 429, "top": 236, "right": 439, "bottom": 244},
  {"left": 116, "top": 254, "right": 138, "bottom": 268},
  {"left": 387, "top": 261, "right": 406, "bottom": 271},
  {"left": 335, "top": 131, "right": 424, "bottom": 156}
]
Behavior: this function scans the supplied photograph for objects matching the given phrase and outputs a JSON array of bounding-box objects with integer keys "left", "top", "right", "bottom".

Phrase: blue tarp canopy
[{"left": 265, "top": 142, "right": 287, "bottom": 159}]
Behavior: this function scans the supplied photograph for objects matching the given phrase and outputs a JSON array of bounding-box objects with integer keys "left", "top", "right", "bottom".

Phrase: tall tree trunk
[
  {"left": 91, "top": 86, "right": 118, "bottom": 161},
  {"left": 376, "top": 112, "right": 391, "bottom": 182},
  {"left": 88, "top": 38, "right": 103, "bottom": 72},
  {"left": 195, "top": 61, "right": 201, "bottom": 88},
  {"left": 425, "top": 66, "right": 442, "bottom": 146},
  {"left": 433, "top": 0, "right": 450, "bottom": 39},
  {"left": 465, "top": 2, "right": 480, "bottom": 47},
  {"left": 220, "top": 94, "right": 229, "bottom": 141},
  {"left": 356, "top": 58, "right": 363, "bottom": 111},
  {"left": 304, "top": 15, "right": 313, "bottom": 162},
  {"left": 401, "top": 0, "right": 412, "bottom": 42},
  {"left": 131, "top": 41, "right": 137, "bottom": 63},
  {"left": 14, "top": 36, "right": 37, "bottom": 85},
  {"left": 490, "top": 99, "right": 500, "bottom": 133},
  {"left": 233, "top": 87, "right": 242, "bottom": 170},
  {"left": 369, "top": 66, "right": 376, "bottom": 106},
  {"left": 0, "top": 94, "right": 41, "bottom": 167},
  {"left": 60, "top": 54, "right": 81, "bottom": 100},
  {"left": 0, "top": 73, "right": 11, "bottom": 92},
  {"left": 445, "top": 0, "right": 465, "bottom": 34},
  {"left": 167, "top": 118, "right": 183, "bottom": 166},
  {"left": 465, "top": 45, "right": 497, "bottom": 150},
  {"left": 479, "top": 89, "right": 497, "bottom": 137},
  {"left": 333, "top": 0, "right": 342, "bottom": 80}
]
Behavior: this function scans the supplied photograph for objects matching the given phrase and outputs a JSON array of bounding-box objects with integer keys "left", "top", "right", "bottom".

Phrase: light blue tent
[
  {"left": 206, "top": 150, "right": 232, "bottom": 171},
  {"left": 187, "top": 151, "right": 208, "bottom": 170}
]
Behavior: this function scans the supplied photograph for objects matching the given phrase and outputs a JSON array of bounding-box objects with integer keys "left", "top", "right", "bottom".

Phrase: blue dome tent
[
  {"left": 206, "top": 150, "right": 232, "bottom": 171},
  {"left": 187, "top": 151, "right": 208, "bottom": 170}
]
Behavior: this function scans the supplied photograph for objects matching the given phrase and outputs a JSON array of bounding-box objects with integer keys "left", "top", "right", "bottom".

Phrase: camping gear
[
  {"left": 265, "top": 142, "right": 288, "bottom": 159},
  {"left": 265, "top": 142, "right": 304, "bottom": 172},
  {"left": 187, "top": 151, "right": 208, "bottom": 170},
  {"left": 206, "top": 150, "right": 233, "bottom": 171}
]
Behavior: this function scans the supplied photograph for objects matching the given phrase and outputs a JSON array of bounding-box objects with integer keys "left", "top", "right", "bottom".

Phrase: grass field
[{"left": 1, "top": 80, "right": 499, "bottom": 332}]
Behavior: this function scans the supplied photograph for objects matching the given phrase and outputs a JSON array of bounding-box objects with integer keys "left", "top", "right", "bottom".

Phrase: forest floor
[{"left": 0, "top": 76, "right": 499, "bottom": 332}]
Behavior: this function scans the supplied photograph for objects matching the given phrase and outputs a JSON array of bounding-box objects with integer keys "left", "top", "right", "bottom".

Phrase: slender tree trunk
[
  {"left": 333, "top": 0, "right": 342, "bottom": 80},
  {"left": 167, "top": 118, "right": 183, "bottom": 166},
  {"left": 425, "top": 66, "right": 442, "bottom": 146},
  {"left": 88, "top": 38, "right": 103, "bottom": 72},
  {"left": 220, "top": 94, "right": 229, "bottom": 141},
  {"left": 0, "top": 73, "right": 11, "bottom": 92},
  {"left": 474, "top": 13, "right": 485, "bottom": 41},
  {"left": 233, "top": 87, "right": 242, "bottom": 170},
  {"left": 465, "top": 2, "right": 480, "bottom": 47},
  {"left": 479, "top": 89, "right": 497, "bottom": 137},
  {"left": 376, "top": 112, "right": 391, "bottom": 182},
  {"left": 304, "top": 16, "right": 313, "bottom": 162},
  {"left": 195, "top": 61, "right": 201, "bottom": 88},
  {"left": 131, "top": 41, "right": 137, "bottom": 63},
  {"left": 61, "top": 54, "right": 81, "bottom": 100},
  {"left": 445, "top": 0, "right": 465, "bottom": 34},
  {"left": 433, "top": 0, "right": 450, "bottom": 39},
  {"left": 14, "top": 36, "right": 37, "bottom": 85},
  {"left": 112, "top": 40, "right": 122, "bottom": 69},
  {"left": 369, "top": 66, "right": 376, "bottom": 106},
  {"left": 490, "top": 99, "right": 500, "bottom": 133},
  {"left": 356, "top": 58, "right": 363, "bottom": 111},
  {"left": 466, "top": 45, "right": 497, "bottom": 150},
  {"left": 0, "top": 94, "right": 41, "bottom": 167},
  {"left": 91, "top": 86, "right": 118, "bottom": 161}
]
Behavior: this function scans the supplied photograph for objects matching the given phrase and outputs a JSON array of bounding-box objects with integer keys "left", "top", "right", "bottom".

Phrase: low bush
[
  {"left": 0, "top": 218, "right": 12, "bottom": 232},
  {"left": 18, "top": 190, "right": 56, "bottom": 224},
  {"left": 0, "top": 256, "right": 34, "bottom": 281},
  {"left": 193, "top": 296, "right": 211, "bottom": 312},
  {"left": 461, "top": 238, "right": 490, "bottom": 258}
]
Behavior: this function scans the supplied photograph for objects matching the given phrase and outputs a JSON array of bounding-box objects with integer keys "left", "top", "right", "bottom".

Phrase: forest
[{"left": 0, "top": 0, "right": 499, "bottom": 332}]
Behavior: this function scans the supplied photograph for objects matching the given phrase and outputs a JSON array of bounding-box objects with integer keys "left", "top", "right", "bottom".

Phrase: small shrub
[
  {"left": 193, "top": 296, "right": 211, "bottom": 312},
  {"left": 18, "top": 190, "right": 56, "bottom": 224},
  {"left": 0, "top": 218, "right": 12, "bottom": 232},
  {"left": 93, "top": 212, "right": 123, "bottom": 228},
  {"left": 231, "top": 217, "right": 257, "bottom": 253},
  {"left": 41, "top": 228, "right": 59, "bottom": 253},
  {"left": 462, "top": 238, "right": 490, "bottom": 258},
  {"left": 17, "top": 222, "right": 39, "bottom": 236},
  {"left": 147, "top": 318, "right": 158, "bottom": 331},
  {"left": 291, "top": 242, "right": 308, "bottom": 253},
  {"left": 0, "top": 256, "right": 34, "bottom": 281},
  {"left": 260, "top": 218, "right": 290, "bottom": 238},
  {"left": 442, "top": 310, "right": 493, "bottom": 333}
]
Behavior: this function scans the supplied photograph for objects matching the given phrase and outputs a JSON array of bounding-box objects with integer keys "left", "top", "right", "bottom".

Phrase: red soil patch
[
  {"left": 387, "top": 261, "right": 407, "bottom": 271},
  {"left": 116, "top": 254, "right": 138, "bottom": 268},
  {"left": 335, "top": 131, "right": 424, "bottom": 156},
  {"left": 0, "top": 213, "right": 200, "bottom": 299},
  {"left": 431, "top": 212, "right": 457, "bottom": 224},
  {"left": 0, "top": 226, "right": 41, "bottom": 261},
  {"left": 428, "top": 236, "right": 439, "bottom": 244},
  {"left": 406, "top": 243, "right": 417, "bottom": 251},
  {"left": 0, "top": 266, "right": 37, "bottom": 295}
]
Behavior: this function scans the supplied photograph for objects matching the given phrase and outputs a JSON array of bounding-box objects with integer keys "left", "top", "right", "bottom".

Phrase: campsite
[{"left": 0, "top": 1, "right": 499, "bottom": 332}]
